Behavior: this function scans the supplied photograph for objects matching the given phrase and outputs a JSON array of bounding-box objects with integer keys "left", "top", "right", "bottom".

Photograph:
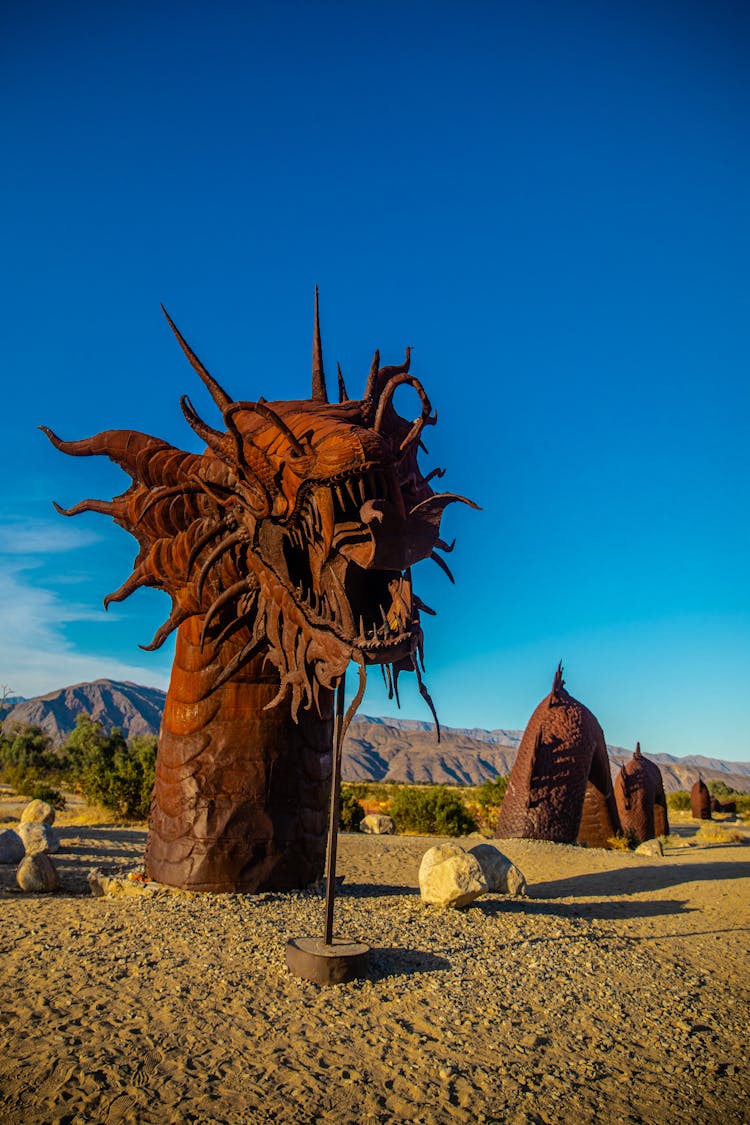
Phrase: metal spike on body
[{"left": 311, "top": 286, "right": 328, "bottom": 403}]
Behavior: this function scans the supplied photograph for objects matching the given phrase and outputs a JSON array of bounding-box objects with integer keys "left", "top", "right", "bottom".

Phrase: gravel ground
[{"left": 0, "top": 823, "right": 748, "bottom": 1124}]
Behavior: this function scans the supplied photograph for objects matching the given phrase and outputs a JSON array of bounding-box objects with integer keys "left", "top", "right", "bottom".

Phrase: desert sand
[{"left": 1, "top": 803, "right": 748, "bottom": 1125}]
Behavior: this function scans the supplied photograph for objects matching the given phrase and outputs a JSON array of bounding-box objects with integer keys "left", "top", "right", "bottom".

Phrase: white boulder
[
  {"left": 17, "top": 821, "right": 60, "bottom": 855},
  {"left": 17, "top": 853, "right": 60, "bottom": 893},
  {"left": 20, "top": 799, "right": 56, "bottom": 826},
  {"left": 635, "top": 838, "right": 664, "bottom": 857},
  {"left": 418, "top": 843, "right": 487, "bottom": 908},
  {"left": 468, "top": 843, "right": 527, "bottom": 896},
  {"left": 0, "top": 828, "right": 25, "bottom": 864}
]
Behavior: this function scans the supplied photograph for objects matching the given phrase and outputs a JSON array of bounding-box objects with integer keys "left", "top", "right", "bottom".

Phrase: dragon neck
[{"left": 145, "top": 615, "right": 334, "bottom": 892}]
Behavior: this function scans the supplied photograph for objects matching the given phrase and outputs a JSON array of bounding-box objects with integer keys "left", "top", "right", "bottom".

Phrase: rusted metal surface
[
  {"left": 496, "top": 664, "right": 621, "bottom": 848},
  {"left": 285, "top": 937, "right": 370, "bottom": 985},
  {"left": 691, "top": 777, "right": 712, "bottom": 820},
  {"left": 614, "top": 742, "right": 670, "bottom": 843},
  {"left": 44, "top": 291, "right": 474, "bottom": 892}
]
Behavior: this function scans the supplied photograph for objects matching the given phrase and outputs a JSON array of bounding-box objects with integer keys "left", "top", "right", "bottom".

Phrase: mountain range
[{"left": 2, "top": 679, "right": 749, "bottom": 793}]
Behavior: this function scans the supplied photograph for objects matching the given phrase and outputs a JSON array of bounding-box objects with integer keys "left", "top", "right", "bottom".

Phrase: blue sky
[{"left": 2, "top": 1, "right": 748, "bottom": 759}]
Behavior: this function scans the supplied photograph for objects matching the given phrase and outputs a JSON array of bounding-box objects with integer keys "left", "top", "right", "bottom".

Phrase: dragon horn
[
  {"left": 161, "top": 305, "right": 233, "bottom": 411},
  {"left": 311, "top": 286, "right": 328, "bottom": 403},
  {"left": 363, "top": 349, "right": 380, "bottom": 405},
  {"left": 337, "top": 363, "right": 349, "bottom": 403},
  {"left": 180, "top": 396, "right": 233, "bottom": 460}
]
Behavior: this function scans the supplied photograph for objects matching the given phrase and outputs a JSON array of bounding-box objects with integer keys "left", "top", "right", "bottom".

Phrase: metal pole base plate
[{"left": 286, "top": 937, "right": 370, "bottom": 985}]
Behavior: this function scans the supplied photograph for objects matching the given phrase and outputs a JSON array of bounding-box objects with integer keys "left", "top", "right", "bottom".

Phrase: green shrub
[
  {"left": 735, "top": 794, "right": 750, "bottom": 816},
  {"left": 0, "top": 715, "right": 156, "bottom": 821},
  {"left": 706, "top": 779, "right": 738, "bottom": 798},
  {"left": 667, "top": 790, "right": 691, "bottom": 812},
  {"left": 60, "top": 716, "right": 156, "bottom": 820},
  {"left": 607, "top": 827, "right": 638, "bottom": 851},
  {"left": 345, "top": 781, "right": 397, "bottom": 805},
  {"left": 28, "top": 784, "right": 66, "bottom": 811},
  {"left": 339, "top": 787, "right": 365, "bottom": 832},
  {"left": 0, "top": 723, "right": 60, "bottom": 797},
  {"left": 0, "top": 723, "right": 55, "bottom": 781},
  {"left": 476, "top": 775, "right": 508, "bottom": 809},
  {"left": 388, "top": 785, "right": 478, "bottom": 836}
]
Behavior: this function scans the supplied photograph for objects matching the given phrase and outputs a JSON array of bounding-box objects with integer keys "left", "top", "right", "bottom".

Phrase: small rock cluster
[
  {"left": 418, "top": 841, "right": 527, "bottom": 908},
  {"left": 0, "top": 799, "right": 61, "bottom": 892}
]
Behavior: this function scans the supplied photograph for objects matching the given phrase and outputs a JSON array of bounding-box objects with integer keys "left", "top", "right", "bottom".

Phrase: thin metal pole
[{"left": 323, "top": 673, "right": 346, "bottom": 946}]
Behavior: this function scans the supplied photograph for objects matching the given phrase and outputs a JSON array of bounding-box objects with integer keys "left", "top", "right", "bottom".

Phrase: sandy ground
[{"left": 0, "top": 801, "right": 748, "bottom": 1125}]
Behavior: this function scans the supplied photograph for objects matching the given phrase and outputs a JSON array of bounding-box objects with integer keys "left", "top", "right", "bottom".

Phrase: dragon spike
[
  {"left": 550, "top": 661, "right": 565, "bottom": 702},
  {"left": 337, "top": 362, "right": 349, "bottom": 403},
  {"left": 311, "top": 286, "right": 328, "bottom": 403},
  {"left": 377, "top": 347, "right": 412, "bottom": 382},
  {"left": 414, "top": 658, "right": 441, "bottom": 742},
  {"left": 161, "top": 305, "right": 233, "bottom": 411},
  {"left": 429, "top": 550, "right": 455, "bottom": 584},
  {"left": 180, "top": 395, "right": 232, "bottom": 459},
  {"left": 634, "top": 742, "right": 642, "bottom": 758},
  {"left": 363, "top": 349, "right": 381, "bottom": 404}
]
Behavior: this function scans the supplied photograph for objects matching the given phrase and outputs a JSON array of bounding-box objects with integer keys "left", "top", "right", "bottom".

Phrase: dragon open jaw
[{"left": 268, "top": 464, "right": 420, "bottom": 662}]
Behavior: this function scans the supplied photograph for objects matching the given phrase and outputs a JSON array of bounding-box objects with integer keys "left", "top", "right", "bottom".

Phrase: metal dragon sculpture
[
  {"left": 43, "top": 292, "right": 475, "bottom": 891},
  {"left": 496, "top": 664, "right": 621, "bottom": 849},
  {"left": 690, "top": 777, "right": 712, "bottom": 820},
  {"left": 614, "top": 742, "right": 669, "bottom": 843}
]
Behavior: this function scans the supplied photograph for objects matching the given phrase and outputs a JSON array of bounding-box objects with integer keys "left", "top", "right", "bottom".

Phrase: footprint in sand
[
  {"left": 130, "top": 1047, "right": 163, "bottom": 1088},
  {"left": 105, "top": 1091, "right": 138, "bottom": 1123}
]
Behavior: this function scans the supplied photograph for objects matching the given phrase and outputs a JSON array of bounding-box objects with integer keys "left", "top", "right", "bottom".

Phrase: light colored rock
[
  {"left": 418, "top": 843, "right": 487, "bottom": 908},
  {"left": 17, "top": 853, "right": 60, "bottom": 893},
  {"left": 17, "top": 821, "right": 60, "bottom": 856},
  {"left": 20, "top": 798, "right": 56, "bottom": 826},
  {"left": 635, "top": 838, "right": 664, "bottom": 857},
  {"left": 419, "top": 842, "right": 465, "bottom": 882},
  {"left": 360, "top": 813, "right": 396, "bottom": 835},
  {"left": 0, "top": 828, "right": 25, "bottom": 864},
  {"left": 88, "top": 869, "right": 166, "bottom": 898},
  {"left": 468, "top": 843, "right": 528, "bottom": 896}
]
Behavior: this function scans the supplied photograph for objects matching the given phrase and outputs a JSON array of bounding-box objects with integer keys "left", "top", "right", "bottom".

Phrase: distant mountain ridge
[
  {"left": 1, "top": 680, "right": 166, "bottom": 745},
  {"left": 2, "top": 679, "right": 749, "bottom": 793}
]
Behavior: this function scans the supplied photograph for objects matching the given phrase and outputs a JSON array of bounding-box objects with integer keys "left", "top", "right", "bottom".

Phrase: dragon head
[{"left": 43, "top": 292, "right": 476, "bottom": 726}]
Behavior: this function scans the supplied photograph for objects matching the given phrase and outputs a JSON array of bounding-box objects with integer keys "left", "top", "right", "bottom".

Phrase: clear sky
[{"left": 2, "top": 1, "right": 748, "bottom": 760}]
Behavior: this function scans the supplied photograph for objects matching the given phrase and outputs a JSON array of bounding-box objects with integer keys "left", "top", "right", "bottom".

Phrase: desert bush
[
  {"left": 61, "top": 716, "right": 156, "bottom": 820},
  {"left": 695, "top": 824, "right": 746, "bottom": 845},
  {"left": 339, "top": 787, "right": 365, "bottom": 832},
  {"left": 476, "top": 775, "right": 508, "bottom": 809},
  {"left": 607, "top": 828, "right": 639, "bottom": 851},
  {"left": 735, "top": 794, "right": 750, "bottom": 816},
  {"left": 706, "top": 779, "right": 739, "bottom": 798},
  {"left": 0, "top": 723, "right": 60, "bottom": 796},
  {"left": 345, "top": 781, "right": 397, "bottom": 805},
  {"left": 28, "top": 784, "right": 66, "bottom": 811},
  {"left": 469, "top": 774, "right": 509, "bottom": 833},
  {"left": 0, "top": 716, "right": 156, "bottom": 821},
  {"left": 388, "top": 785, "right": 478, "bottom": 836},
  {"left": 667, "top": 790, "right": 691, "bottom": 812}
]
